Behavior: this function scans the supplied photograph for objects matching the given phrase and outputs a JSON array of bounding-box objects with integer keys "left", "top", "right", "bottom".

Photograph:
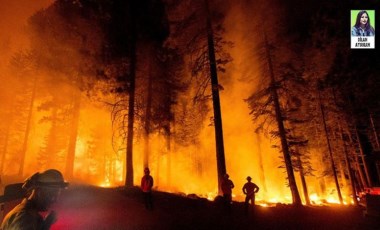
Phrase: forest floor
[{"left": 47, "top": 185, "right": 379, "bottom": 230}]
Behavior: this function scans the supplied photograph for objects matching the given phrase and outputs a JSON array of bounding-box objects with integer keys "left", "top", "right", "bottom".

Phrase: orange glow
[
  {"left": 0, "top": 0, "right": 358, "bottom": 208},
  {"left": 99, "top": 180, "right": 111, "bottom": 188}
]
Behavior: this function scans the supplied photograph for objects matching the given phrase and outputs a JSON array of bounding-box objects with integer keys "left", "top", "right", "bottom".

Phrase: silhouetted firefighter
[
  {"left": 1, "top": 169, "right": 68, "bottom": 230},
  {"left": 141, "top": 167, "right": 154, "bottom": 210},
  {"left": 242, "top": 176, "right": 259, "bottom": 214},
  {"left": 221, "top": 173, "right": 234, "bottom": 212}
]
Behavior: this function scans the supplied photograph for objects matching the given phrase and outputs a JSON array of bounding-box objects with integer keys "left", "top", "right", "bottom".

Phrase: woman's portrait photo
[{"left": 351, "top": 10, "right": 375, "bottom": 36}]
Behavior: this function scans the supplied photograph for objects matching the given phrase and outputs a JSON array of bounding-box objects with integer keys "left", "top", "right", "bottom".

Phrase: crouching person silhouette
[
  {"left": 1, "top": 169, "right": 68, "bottom": 230},
  {"left": 242, "top": 176, "right": 259, "bottom": 215}
]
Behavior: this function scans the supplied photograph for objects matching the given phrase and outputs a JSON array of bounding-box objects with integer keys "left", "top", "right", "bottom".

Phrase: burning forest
[{"left": 0, "top": 0, "right": 380, "bottom": 209}]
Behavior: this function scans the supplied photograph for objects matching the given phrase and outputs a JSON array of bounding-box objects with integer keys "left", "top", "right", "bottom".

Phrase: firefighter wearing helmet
[
  {"left": 221, "top": 173, "right": 234, "bottom": 212},
  {"left": 1, "top": 169, "right": 68, "bottom": 230},
  {"left": 242, "top": 176, "right": 259, "bottom": 214},
  {"left": 141, "top": 167, "right": 154, "bottom": 210}
]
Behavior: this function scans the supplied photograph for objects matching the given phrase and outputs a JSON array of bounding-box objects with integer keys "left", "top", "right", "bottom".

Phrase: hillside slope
[{"left": 50, "top": 185, "right": 379, "bottom": 230}]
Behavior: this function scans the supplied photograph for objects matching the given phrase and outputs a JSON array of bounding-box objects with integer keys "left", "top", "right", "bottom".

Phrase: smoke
[
  {"left": 216, "top": 0, "right": 289, "bottom": 202},
  {"left": 0, "top": 0, "right": 352, "bottom": 205},
  {"left": 150, "top": 0, "right": 291, "bottom": 202},
  {"left": 0, "top": 0, "right": 53, "bottom": 63},
  {"left": 0, "top": 0, "right": 118, "bottom": 185}
]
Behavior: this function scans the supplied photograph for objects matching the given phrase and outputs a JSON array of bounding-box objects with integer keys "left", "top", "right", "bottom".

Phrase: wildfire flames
[{"left": 0, "top": 0, "right": 376, "bottom": 207}]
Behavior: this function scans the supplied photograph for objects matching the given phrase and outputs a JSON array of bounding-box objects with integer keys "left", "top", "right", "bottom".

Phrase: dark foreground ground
[{"left": 50, "top": 185, "right": 380, "bottom": 230}]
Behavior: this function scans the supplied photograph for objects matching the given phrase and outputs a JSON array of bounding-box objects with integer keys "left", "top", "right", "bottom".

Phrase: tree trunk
[
  {"left": 18, "top": 75, "right": 38, "bottom": 177},
  {"left": 125, "top": 1, "right": 138, "bottom": 187},
  {"left": 163, "top": 117, "right": 174, "bottom": 187},
  {"left": 341, "top": 136, "right": 358, "bottom": 205},
  {"left": 369, "top": 112, "right": 380, "bottom": 181},
  {"left": 339, "top": 126, "right": 358, "bottom": 205},
  {"left": 369, "top": 112, "right": 380, "bottom": 149},
  {"left": 313, "top": 120, "right": 328, "bottom": 196},
  {"left": 255, "top": 131, "right": 267, "bottom": 198},
  {"left": 143, "top": 55, "right": 153, "bottom": 168},
  {"left": 125, "top": 47, "right": 136, "bottom": 187},
  {"left": 353, "top": 124, "right": 372, "bottom": 187},
  {"left": 296, "top": 153, "right": 310, "bottom": 205},
  {"left": 264, "top": 33, "right": 302, "bottom": 206},
  {"left": 65, "top": 87, "right": 81, "bottom": 180},
  {"left": 0, "top": 119, "right": 12, "bottom": 175},
  {"left": 0, "top": 94, "right": 16, "bottom": 174},
  {"left": 46, "top": 107, "right": 59, "bottom": 169},
  {"left": 204, "top": 0, "right": 227, "bottom": 195},
  {"left": 347, "top": 124, "right": 368, "bottom": 189},
  {"left": 332, "top": 90, "right": 358, "bottom": 205},
  {"left": 317, "top": 86, "right": 343, "bottom": 204},
  {"left": 166, "top": 120, "right": 172, "bottom": 188},
  {"left": 346, "top": 98, "right": 372, "bottom": 188}
]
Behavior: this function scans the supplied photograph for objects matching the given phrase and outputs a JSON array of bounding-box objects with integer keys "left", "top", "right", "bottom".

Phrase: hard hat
[
  {"left": 23, "top": 169, "right": 69, "bottom": 190},
  {"left": 247, "top": 176, "right": 252, "bottom": 181},
  {"left": 144, "top": 167, "right": 150, "bottom": 173}
]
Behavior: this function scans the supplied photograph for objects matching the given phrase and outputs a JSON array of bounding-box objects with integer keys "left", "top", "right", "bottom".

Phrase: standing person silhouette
[
  {"left": 221, "top": 173, "right": 234, "bottom": 212},
  {"left": 141, "top": 167, "right": 154, "bottom": 210},
  {"left": 1, "top": 169, "right": 68, "bottom": 230},
  {"left": 242, "top": 176, "right": 259, "bottom": 214}
]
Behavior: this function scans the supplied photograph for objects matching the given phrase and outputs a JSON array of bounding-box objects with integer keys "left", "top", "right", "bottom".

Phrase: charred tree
[
  {"left": 317, "top": 82, "right": 343, "bottom": 204},
  {"left": 295, "top": 151, "right": 310, "bottom": 205},
  {"left": 1, "top": 51, "right": 40, "bottom": 176},
  {"left": 124, "top": 1, "right": 137, "bottom": 187},
  {"left": 0, "top": 116, "right": 12, "bottom": 175},
  {"left": 166, "top": 0, "right": 231, "bottom": 194},
  {"left": 332, "top": 89, "right": 358, "bottom": 205},
  {"left": 126, "top": 0, "right": 169, "bottom": 186},
  {"left": 353, "top": 124, "right": 372, "bottom": 187},
  {"left": 143, "top": 48, "right": 153, "bottom": 167},
  {"left": 263, "top": 33, "right": 302, "bottom": 206},
  {"left": 38, "top": 105, "right": 66, "bottom": 170},
  {"left": 29, "top": 0, "right": 108, "bottom": 180},
  {"left": 289, "top": 129, "right": 312, "bottom": 206},
  {"left": 255, "top": 129, "right": 268, "bottom": 198},
  {"left": 65, "top": 86, "right": 81, "bottom": 179},
  {"left": 369, "top": 112, "right": 380, "bottom": 180},
  {"left": 18, "top": 74, "right": 37, "bottom": 177},
  {"left": 204, "top": 0, "right": 226, "bottom": 194}
]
